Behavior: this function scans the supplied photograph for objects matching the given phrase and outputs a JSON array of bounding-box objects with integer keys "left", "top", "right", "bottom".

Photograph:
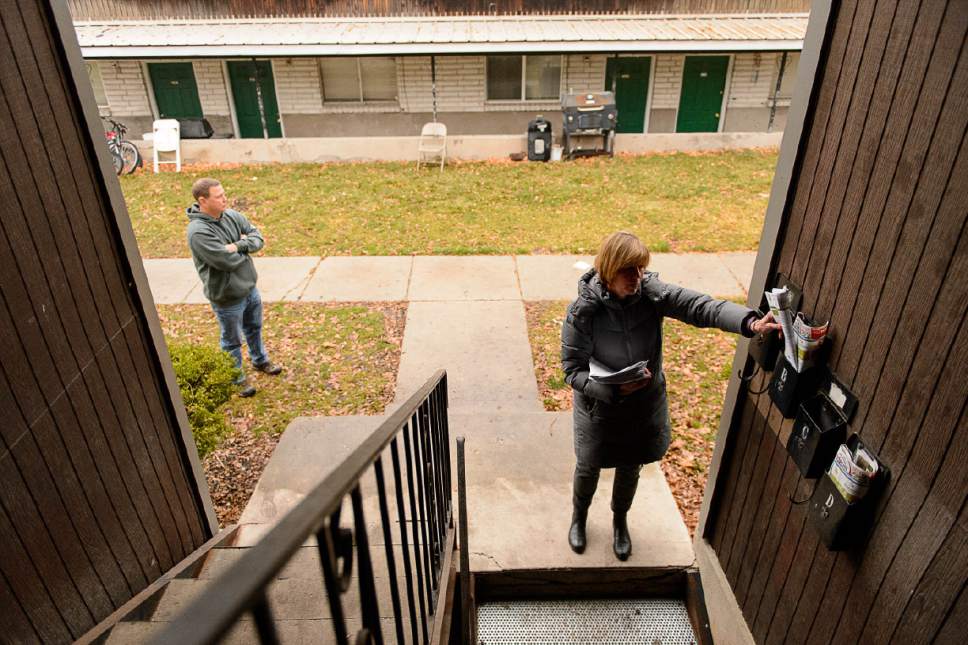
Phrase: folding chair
[
  {"left": 152, "top": 119, "right": 181, "bottom": 173},
  {"left": 417, "top": 122, "right": 447, "bottom": 171}
]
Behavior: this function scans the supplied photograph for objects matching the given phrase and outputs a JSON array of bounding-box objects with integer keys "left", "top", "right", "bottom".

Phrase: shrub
[{"left": 168, "top": 342, "right": 240, "bottom": 458}]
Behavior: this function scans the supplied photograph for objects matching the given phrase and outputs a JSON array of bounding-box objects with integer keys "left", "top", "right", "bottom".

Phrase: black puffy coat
[{"left": 561, "top": 269, "right": 754, "bottom": 468}]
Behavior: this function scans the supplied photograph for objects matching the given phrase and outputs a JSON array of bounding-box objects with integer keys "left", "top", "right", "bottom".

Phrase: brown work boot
[
  {"left": 238, "top": 378, "right": 257, "bottom": 398},
  {"left": 253, "top": 361, "right": 283, "bottom": 375}
]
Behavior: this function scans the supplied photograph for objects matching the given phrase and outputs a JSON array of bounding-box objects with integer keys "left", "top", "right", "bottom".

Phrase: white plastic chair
[
  {"left": 152, "top": 119, "right": 181, "bottom": 173},
  {"left": 417, "top": 122, "right": 447, "bottom": 171}
]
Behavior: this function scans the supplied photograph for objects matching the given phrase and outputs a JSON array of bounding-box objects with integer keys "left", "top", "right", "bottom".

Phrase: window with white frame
[
  {"left": 486, "top": 55, "right": 561, "bottom": 101},
  {"left": 85, "top": 61, "right": 109, "bottom": 110},
  {"left": 319, "top": 57, "right": 397, "bottom": 102}
]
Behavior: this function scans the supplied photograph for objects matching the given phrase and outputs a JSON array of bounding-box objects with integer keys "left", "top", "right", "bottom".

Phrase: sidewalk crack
[
  {"left": 288, "top": 256, "right": 324, "bottom": 301},
  {"left": 404, "top": 255, "right": 415, "bottom": 301}
]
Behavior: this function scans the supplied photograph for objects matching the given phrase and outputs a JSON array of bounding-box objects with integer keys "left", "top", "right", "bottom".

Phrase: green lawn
[
  {"left": 122, "top": 151, "right": 775, "bottom": 258},
  {"left": 524, "top": 300, "right": 738, "bottom": 534}
]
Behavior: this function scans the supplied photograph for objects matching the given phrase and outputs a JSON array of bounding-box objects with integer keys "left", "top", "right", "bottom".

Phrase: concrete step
[
  {"left": 105, "top": 617, "right": 408, "bottom": 645},
  {"left": 152, "top": 575, "right": 419, "bottom": 623}
]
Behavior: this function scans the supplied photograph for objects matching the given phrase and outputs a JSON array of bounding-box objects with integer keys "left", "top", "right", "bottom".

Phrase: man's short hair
[{"left": 192, "top": 178, "right": 221, "bottom": 201}]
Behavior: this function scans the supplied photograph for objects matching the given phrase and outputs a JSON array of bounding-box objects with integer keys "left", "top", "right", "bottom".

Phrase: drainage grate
[{"left": 476, "top": 598, "right": 697, "bottom": 644}]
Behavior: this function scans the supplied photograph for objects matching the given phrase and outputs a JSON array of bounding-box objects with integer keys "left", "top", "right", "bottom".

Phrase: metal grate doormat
[{"left": 476, "top": 598, "right": 697, "bottom": 644}]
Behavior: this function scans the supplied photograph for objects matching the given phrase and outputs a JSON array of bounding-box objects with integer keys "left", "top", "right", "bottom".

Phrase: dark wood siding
[
  {"left": 0, "top": 1, "right": 211, "bottom": 641},
  {"left": 67, "top": 0, "right": 811, "bottom": 20},
  {"left": 704, "top": 1, "right": 968, "bottom": 643}
]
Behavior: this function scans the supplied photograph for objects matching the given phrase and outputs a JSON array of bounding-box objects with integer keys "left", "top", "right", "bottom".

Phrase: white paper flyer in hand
[
  {"left": 828, "top": 443, "right": 879, "bottom": 504},
  {"left": 765, "top": 286, "right": 799, "bottom": 370},
  {"left": 589, "top": 358, "right": 650, "bottom": 385},
  {"left": 794, "top": 313, "right": 829, "bottom": 372}
]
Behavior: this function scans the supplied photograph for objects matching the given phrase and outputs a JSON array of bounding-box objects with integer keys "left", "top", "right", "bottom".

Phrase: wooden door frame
[
  {"left": 689, "top": 4, "right": 834, "bottom": 640},
  {"left": 696, "top": 0, "right": 835, "bottom": 543},
  {"left": 48, "top": 0, "right": 219, "bottom": 535}
]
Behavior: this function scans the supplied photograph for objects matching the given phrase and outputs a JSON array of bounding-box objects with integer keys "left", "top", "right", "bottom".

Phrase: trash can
[{"left": 527, "top": 116, "right": 552, "bottom": 162}]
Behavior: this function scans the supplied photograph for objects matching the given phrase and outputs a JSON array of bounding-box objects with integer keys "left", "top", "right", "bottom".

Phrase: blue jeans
[{"left": 211, "top": 287, "right": 269, "bottom": 382}]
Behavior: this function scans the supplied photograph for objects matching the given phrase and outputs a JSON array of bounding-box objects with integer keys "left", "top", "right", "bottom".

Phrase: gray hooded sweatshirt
[
  {"left": 186, "top": 205, "right": 265, "bottom": 307},
  {"left": 561, "top": 269, "right": 755, "bottom": 467}
]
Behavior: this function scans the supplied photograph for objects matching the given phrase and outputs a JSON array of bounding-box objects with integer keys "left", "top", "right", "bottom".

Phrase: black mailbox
[
  {"left": 787, "top": 373, "right": 856, "bottom": 478},
  {"left": 808, "top": 434, "right": 889, "bottom": 551},
  {"left": 769, "top": 355, "right": 822, "bottom": 418},
  {"left": 527, "top": 116, "right": 552, "bottom": 162}
]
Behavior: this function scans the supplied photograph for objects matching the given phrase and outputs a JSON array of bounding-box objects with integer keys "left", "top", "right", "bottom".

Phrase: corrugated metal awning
[{"left": 74, "top": 14, "right": 808, "bottom": 58}]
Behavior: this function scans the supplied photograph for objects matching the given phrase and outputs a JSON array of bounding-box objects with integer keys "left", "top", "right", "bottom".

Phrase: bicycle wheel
[
  {"left": 111, "top": 149, "right": 123, "bottom": 175},
  {"left": 119, "top": 141, "right": 142, "bottom": 174}
]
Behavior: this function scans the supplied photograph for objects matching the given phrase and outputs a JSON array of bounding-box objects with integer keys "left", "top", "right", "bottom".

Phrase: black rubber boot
[
  {"left": 568, "top": 508, "right": 588, "bottom": 554},
  {"left": 613, "top": 512, "right": 631, "bottom": 561}
]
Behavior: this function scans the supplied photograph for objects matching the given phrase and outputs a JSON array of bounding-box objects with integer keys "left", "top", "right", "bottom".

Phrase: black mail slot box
[
  {"left": 808, "top": 435, "right": 889, "bottom": 551},
  {"left": 769, "top": 356, "right": 822, "bottom": 418},
  {"left": 787, "top": 393, "right": 847, "bottom": 478}
]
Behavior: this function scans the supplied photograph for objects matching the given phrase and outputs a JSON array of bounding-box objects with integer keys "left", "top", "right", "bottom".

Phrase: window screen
[
  {"left": 361, "top": 57, "right": 397, "bottom": 101},
  {"left": 487, "top": 55, "right": 523, "bottom": 100},
  {"left": 525, "top": 55, "right": 561, "bottom": 100},
  {"left": 320, "top": 58, "right": 360, "bottom": 101}
]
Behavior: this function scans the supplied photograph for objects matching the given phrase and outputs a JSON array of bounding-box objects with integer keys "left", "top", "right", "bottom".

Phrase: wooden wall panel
[
  {"left": 705, "top": 1, "right": 968, "bottom": 643},
  {"left": 0, "top": 1, "right": 210, "bottom": 640},
  {"left": 66, "top": 0, "right": 813, "bottom": 20}
]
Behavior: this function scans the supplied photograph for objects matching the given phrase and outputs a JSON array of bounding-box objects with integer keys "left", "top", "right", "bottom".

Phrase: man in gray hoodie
[{"left": 187, "top": 178, "right": 282, "bottom": 397}]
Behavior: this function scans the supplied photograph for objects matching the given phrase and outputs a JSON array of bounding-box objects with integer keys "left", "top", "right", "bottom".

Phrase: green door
[
  {"left": 227, "top": 61, "right": 282, "bottom": 139},
  {"left": 605, "top": 57, "right": 651, "bottom": 134},
  {"left": 148, "top": 62, "right": 203, "bottom": 119},
  {"left": 676, "top": 56, "right": 730, "bottom": 133}
]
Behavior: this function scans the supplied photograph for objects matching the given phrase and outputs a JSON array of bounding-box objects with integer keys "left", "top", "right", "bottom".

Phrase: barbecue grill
[{"left": 561, "top": 92, "right": 617, "bottom": 159}]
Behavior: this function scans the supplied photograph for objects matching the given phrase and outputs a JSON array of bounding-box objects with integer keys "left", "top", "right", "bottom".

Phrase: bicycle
[{"left": 103, "top": 118, "right": 142, "bottom": 175}]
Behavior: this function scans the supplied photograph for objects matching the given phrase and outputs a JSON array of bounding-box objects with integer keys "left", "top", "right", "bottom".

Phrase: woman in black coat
[{"left": 560, "top": 231, "right": 779, "bottom": 560}]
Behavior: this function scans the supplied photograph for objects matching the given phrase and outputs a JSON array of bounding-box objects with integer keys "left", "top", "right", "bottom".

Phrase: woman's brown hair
[{"left": 594, "top": 231, "right": 651, "bottom": 287}]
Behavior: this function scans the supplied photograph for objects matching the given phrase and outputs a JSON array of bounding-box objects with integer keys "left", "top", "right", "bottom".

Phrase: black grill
[{"left": 561, "top": 91, "right": 617, "bottom": 159}]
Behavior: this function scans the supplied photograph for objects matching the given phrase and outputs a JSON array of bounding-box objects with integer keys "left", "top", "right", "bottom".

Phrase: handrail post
[{"left": 457, "top": 436, "right": 472, "bottom": 645}]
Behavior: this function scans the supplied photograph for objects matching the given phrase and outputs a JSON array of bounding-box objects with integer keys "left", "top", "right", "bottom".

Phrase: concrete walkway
[
  {"left": 144, "top": 252, "right": 755, "bottom": 305},
  {"left": 174, "top": 252, "right": 755, "bottom": 577}
]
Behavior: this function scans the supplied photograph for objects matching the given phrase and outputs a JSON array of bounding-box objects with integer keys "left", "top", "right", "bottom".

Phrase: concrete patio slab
[
  {"left": 648, "top": 253, "right": 744, "bottom": 298},
  {"left": 451, "top": 411, "right": 694, "bottom": 572},
  {"left": 407, "top": 256, "right": 519, "bottom": 301},
  {"left": 143, "top": 258, "right": 201, "bottom": 304},
  {"left": 250, "top": 256, "right": 320, "bottom": 301},
  {"left": 394, "top": 300, "right": 542, "bottom": 414},
  {"left": 239, "top": 410, "right": 693, "bottom": 575},
  {"left": 516, "top": 255, "right": 595, "bottom": 301},
  {"left": 302, "top": 256, "right": 412, "bottom": 302},
  {"left": 718, "top": 251, "right": 757, "bottom": 298}
]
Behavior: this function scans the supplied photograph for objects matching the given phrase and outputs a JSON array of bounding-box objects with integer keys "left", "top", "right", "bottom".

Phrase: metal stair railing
[{"left": 153, "top": 370, "right": 453, "bottom": 645}]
